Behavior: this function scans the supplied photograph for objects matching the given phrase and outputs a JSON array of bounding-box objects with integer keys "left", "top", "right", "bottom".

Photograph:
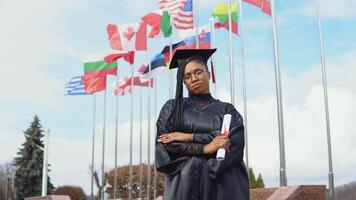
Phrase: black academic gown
[{"left": 155, "top": 95, "right": 249, "bottom": 200}]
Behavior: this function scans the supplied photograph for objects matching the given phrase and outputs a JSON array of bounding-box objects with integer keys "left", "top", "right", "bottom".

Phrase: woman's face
[{"left": 183, "top": 60, "right": 210, "bottom": 94}]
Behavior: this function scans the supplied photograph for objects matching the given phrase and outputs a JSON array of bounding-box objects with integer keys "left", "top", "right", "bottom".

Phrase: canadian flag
[{"left": 106, "top": 22, "right": 147, "bottom": 51}]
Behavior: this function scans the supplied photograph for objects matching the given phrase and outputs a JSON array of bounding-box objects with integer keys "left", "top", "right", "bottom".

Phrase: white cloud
[
  {"left": 289, "top": 0, "right": 356, "bottom": 19},
  {"left": 0, "top": 0, "right": 80, "bottom": 106},
  {"left": 216, "top": 49, "right": 356, "bottom": 187}
]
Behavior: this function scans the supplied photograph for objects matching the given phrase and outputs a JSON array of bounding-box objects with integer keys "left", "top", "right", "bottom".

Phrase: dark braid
[
  {"left": 167, "top": 56, "right": 208, "bottom": 132},
  {"left": 168, "top": 63, "right": 184, "bottom": 131}
]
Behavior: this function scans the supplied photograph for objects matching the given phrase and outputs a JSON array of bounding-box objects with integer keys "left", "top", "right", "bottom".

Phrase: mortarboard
[{"left": 169, "top": 49, "right": 217, "bottom": 69}]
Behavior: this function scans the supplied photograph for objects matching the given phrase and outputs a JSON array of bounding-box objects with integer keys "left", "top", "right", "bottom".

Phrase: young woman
[{"left": 155, "top": 49, "right": 249, "bottom": 200}]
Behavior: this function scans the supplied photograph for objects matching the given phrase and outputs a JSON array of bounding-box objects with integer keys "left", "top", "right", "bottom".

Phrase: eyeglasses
[{"left": 183, "top": 69, "right": 208, "bottom": 83}]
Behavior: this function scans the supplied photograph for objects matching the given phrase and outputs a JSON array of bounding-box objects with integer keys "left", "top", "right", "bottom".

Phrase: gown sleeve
[
  {"left": 155, "top": 100, "right": 204, "bottom": 174},
  {"left": 207, "top": 103, "right": 245, "bottom": 179}
]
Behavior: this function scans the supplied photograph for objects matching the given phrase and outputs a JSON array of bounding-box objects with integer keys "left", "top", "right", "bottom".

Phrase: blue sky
[{"left": 1, "top": 0, "right": 356, "bottom": 194}]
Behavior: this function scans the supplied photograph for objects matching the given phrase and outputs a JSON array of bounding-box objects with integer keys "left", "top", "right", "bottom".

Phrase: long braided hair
[{"left": 167, "top": 56, "right": 209, "bottom": 132}]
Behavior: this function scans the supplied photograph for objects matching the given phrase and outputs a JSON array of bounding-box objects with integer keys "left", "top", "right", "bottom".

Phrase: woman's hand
[
  {"left": 158, "top": 132, "right": 193, "bottom": 144},
  {"left": 203, "top": 135, "right": 231, "bottom": 155}
]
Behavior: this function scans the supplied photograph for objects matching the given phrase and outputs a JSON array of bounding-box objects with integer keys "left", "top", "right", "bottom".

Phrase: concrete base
[
  {"left": 25, "top": 195, "right": 71, "bottom": 200},
  {"left": 251, "top": 185, "right": 326, "bottom": 200}
]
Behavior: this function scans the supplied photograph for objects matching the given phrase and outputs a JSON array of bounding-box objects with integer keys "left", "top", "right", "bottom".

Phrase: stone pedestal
[
  {"left": 251, "top": 185, "right": 326, "bottom": 200},
  {"left": 25, "top": 195, "right": 71, "bottom": 200}
]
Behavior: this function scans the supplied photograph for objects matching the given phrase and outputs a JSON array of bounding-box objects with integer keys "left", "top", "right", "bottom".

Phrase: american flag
[{"left": 158, "top": 0, "right": 193, "bottom": 30}]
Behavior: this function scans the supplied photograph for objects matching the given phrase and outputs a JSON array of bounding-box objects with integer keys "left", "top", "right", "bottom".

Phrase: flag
[
  {"left": 106, "top": 22, "right": 147, "bottom": 51},
  {"left": 66, "top": 76, "right": 91, "bottom": 95},
  {"left": 141, "top": 10, "right": 172, "bottom": 38},
  {"left": 212, "top": 2, "right": 239, "bottom": 35},
  {"left": 104, "top": 51, "right": 135, "bottom": 65},
  {"left": 243, "top": 0, "right": 271, "bottom": 15},
  {"left": 138, "top": 64, "right": 147, "bottom": 74},
  {"left": 173, "top": 0, "right": 193, "bottom": 29},
  {"left": 140, "top": 53, "right": 169, "bottom": 81},
  {"left": 158, "top": 0, "right": 186, "bottom": 15},
  {"left": 180, "top": 28, "right": 211, "bottom": 49},
  {"left": 82, "top": 76, "right": 107, "bottom": 94},
  {"left": 214, "top": 21, "right": 238, "bottom": 34},
  {"left": 158, "top": 0, "right": 193, "bottom": 30},
  {"left": 113, "top": 75, "right": 153, "bottom": 96},
  {"left": 178, "top": 23, "right": 210, "bottom": 39},
  {"left": 82, "top": 53, "right": 118, "bottom": 78},
  {"left": 160, "top": 30, "right": 211, "bottom": 64}
]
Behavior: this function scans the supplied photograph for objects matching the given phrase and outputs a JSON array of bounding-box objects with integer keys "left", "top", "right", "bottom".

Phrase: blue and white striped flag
[{"left": 66, "top": 76, "right": 91, "bottom": 95}]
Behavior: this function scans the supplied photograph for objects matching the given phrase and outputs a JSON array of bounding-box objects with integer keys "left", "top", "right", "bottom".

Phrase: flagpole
[
  {"left": 315, "top": 0, "right": 335, "bottom": 199},
  {"left": 146, "top": 34, "right": 152, "bottom": 200},
  {"left": 128, "top": 63, "right": 135, "bottom": 200},
  {"left": 193, "top": 0, "right": 199, "bottom": 49},
  {"left": 153, "top": 78, "right": 158, "bottom": 200},
  {"left": 138, "top": 86, "right": 143, "bottom": 200},
  {"left": 227, "top": 0, "right": 236, "bottom": 106},
  {"left": 41, "top": 129, "right": 49, "bottom": 196},
  {"left": 101, "top": 79, "right": 108, "bottom": 200},
  {"left": 90, "top": 94, "right": 97, "bottom": 200},
  {"left": 169, "top": 18, "right": 174, "bottom": 99},
  {"left": 209, "top": 18, "right": 217, "bottom": 98},
  {"left": 270, "top": 0, "right": 287, "bottom": 186},
  {"left": 238, "top": 0, "right": 249, "bottom": 173},
  {"left": 113, "top": 62, "right": 120, "bottom": 200}
]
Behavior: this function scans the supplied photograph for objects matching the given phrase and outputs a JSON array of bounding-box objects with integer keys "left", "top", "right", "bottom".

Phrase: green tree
[
  {"left": 255, "top": 173, "right": 265, "bottom": 188},
  {"left": 13, "top": 115, "right": 54, "bottom": 200},
  {"left": 248, "top": 168, "right": 256, "bottom": 189},
  {"left": 0, "top": 189, "right": 5, "bottom": 200},
  {"left": 249, "top": 168, "right": 265, "bottom": 189}
]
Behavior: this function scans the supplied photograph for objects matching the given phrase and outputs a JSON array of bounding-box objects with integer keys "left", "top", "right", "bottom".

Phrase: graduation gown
[{"left": 155, "top": 94, "right": 249, "bottom": 200}]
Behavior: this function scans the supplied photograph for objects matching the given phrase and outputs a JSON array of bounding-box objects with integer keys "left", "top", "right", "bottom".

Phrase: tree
[
  {"left": 106, "top": 164, "right": 165, "bottom": 199},
  {"left": 53, "top": 186, "right": 86, "bottom": 200},
  {"left": 255, "top": 173, "right": 265, "bottom": 188},
  {"left": 249, "top": 167, "right": 265, "bottom": 189},
  {"left": 249, "top": 168, "right": 256, "bottom": 189},
  {"left": 0, "top": 162, "right": 16, "bottom": 200},
  {"left": 13, "top": 115, "right": 54, "bottom": 200}
]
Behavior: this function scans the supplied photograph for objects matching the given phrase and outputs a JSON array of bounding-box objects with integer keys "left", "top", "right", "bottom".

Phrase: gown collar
[{"left": 188, "top": 93, "right": 216, "bottom": 109}]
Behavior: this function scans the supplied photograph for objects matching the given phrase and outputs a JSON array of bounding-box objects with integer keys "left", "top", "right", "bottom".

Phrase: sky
[{"left": 1, "top": 0, "right": 356, "bottom": 195}]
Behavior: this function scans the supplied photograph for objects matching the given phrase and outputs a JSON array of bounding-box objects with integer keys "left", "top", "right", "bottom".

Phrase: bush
[{"left": 53, "top": 185, "right": 86, "bottom": 200}]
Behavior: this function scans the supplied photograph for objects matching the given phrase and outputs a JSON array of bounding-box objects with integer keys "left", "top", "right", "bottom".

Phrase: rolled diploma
[{"left": 216, "top": 114, "right": 232, "bottom": 161}]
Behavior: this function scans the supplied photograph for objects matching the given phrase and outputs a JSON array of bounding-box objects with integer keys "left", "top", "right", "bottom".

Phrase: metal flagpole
[
  {"left": 153, "top": 78, "right": 158, "bottom": 200},
  {"left": 146, "top": 34, "right": 152, "bottom": 200},
  {"left": 128, "top": 63, "right": 135, "bottom": 200},
  {"left": 227, "top": 0, "right": 236, "bottom": 106},
  {"left": 41, "top": 129, "right": 49, "bottom": 196},
  {"left": 113, "top": 62, "right": 120, "bottom": 200},
  {"left": 209, "top": 18, "right": 217, "bottom": 98},
  {"left": 169, "top": 17, "right": 174, "bottom": 99},
  {"left": 193, "top": 0, "right": 199, "bottom": 49},
  {"left": 270, "top": 0, "right": 287, "bottom": 186},
  {"left": 90, "top": 94, "right": 97, "bottom": 200},
  {"left": 101, "top": 80, "right": 108, "bottom": 199},
  {"left": 238, "top": 0, "right": 249, "bottom": 173},
  {"left": 315, "top": 0, "right": 335, "bottom": 199},
  {"left": 138, "top": 86, "right": 143, "bottom": 199}
]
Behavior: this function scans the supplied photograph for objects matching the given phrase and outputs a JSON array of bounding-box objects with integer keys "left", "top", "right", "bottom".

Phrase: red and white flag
[
  {"left": 243, "top": 0, "right": 271, "bottom": 15},
  {"left": 106, "top": 22, "right": 147, "bottom": 51},
  {"left": 112, "top": 75, "right": 153, "bottom": 96}
]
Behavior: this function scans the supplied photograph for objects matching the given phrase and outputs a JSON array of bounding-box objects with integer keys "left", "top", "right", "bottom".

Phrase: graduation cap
[{"left": 169, "top": 48, "right": 217, "bottom": 69}]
